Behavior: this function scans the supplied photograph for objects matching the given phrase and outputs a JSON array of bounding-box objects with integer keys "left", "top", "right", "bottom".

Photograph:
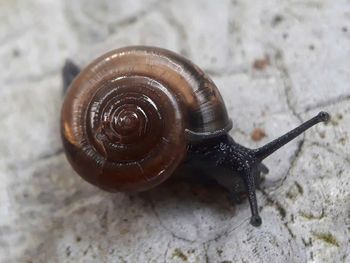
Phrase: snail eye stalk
[
  {"left": 62, "top": 59, "right": 80, "bottom": 94},
  {"left": 253, "top": 112, "right": 330, "bottom": 161}
]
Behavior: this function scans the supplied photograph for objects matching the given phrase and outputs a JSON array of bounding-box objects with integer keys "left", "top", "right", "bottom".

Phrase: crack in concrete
[
  {"left": 108, "top": 0, "right": 163, "bottom": 34},
  {"left": 159, "top": 4, "right": 190, "bottom": 57},
  {"left": 203, "top": 242, "right": 210, "bottom": 263},
  {"left": 208, "top": 218, "right": 249, "bottom": 243},
  {"left": 255, "top": 48, "right": 309, "bottom": 250},
  {"left": 267, "top": 48, "right": 306, "bottom": 194},
  {"left": 163, "top": 241, "right": 170, "bottom": 263},
  {"left": 205, "top": 67, "right": 249, "bottom": 77},
  {"left": 303, "top": 93, "right": 350, "bottom": 113},
  {"left": 147, "top": 197, "right": 194, "bottom": 243},
  {"left": 265, "top": 140, "right": 305, "bottom": 193},
  {"left": 10, "top": 147, "right": 64, "bottom": 170},
  {"left": 147, "top": 193, "right": 248, "bottom": 250},
  {"left": 37, "top": 148, "right": 64, "bottom": 162},
  {"left": 64, "top": 0, "right": 163, "bottom": 44},
  {"left": 260, "top": 188, "right": 297, "bottom": 244},
  {"left": 5, "top": 69, "right": 59, "bottom": 85},
  {"left": 272, "top": 47, "right": 349, "bottom": 119},
  {"left": 261, "top": 188, "right": 287, "bottom": 221},
  {"left": 273, "top": 49, "right": 301, "bottom": 121},
  {"left": 306, "top": 140, "right": 350, "bottom": 165}
]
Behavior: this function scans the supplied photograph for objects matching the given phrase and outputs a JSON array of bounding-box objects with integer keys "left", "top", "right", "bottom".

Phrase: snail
[{"left": 60, "top": 46, "right": 330, "bottom": 226}]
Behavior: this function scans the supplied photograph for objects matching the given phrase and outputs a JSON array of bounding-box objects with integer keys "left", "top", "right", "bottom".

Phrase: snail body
[{"left": 61, "top": 46, "right": 329, "bottom": 226}]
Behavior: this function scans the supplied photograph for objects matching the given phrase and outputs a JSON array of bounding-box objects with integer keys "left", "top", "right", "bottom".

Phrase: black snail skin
[{"left": 60, "top": 46, "right": 330, "bottom": 226}]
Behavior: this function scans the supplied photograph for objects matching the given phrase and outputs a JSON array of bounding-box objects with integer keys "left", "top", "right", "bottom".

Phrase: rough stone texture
[{"left": 0, "top": 1, "right": 349, "bottom": 262}]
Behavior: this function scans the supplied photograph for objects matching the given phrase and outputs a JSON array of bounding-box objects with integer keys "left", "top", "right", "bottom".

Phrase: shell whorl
[{"left": 61, "top": 46, "right": 232, "bottom": 192}]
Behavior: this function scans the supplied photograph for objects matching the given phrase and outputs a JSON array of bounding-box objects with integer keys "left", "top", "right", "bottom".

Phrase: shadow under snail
[{"left": 60, "top": 46, "right": 330, "bottom": 227}]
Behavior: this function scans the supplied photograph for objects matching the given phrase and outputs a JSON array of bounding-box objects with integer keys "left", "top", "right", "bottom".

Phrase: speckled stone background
[{"left": 0, "top": 1, "right": 349, "bottom": 262}]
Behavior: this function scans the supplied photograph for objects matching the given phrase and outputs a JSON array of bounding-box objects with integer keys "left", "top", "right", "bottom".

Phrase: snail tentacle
[{"left": 62, "top": 59, "right": 80, "bottom": 94}]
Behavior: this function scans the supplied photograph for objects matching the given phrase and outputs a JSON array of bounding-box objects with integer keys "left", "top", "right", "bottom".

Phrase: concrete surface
[{"left": 0, "top": 0, "right": 349, "bottom": 262}]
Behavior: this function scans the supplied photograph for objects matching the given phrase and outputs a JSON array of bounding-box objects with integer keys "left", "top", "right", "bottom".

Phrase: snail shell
[{"left": 61, "top": 46, "right": 232, "bottom": 192}]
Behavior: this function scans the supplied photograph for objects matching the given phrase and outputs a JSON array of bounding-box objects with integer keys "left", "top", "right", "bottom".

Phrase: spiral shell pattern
[{"left": 61, "top": 46, "right": 231, "bottom": 192}]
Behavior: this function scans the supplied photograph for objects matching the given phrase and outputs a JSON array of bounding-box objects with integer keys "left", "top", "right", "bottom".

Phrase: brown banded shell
[{"left": 61, "top": 46, "right": 232, "bottom": 192}]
